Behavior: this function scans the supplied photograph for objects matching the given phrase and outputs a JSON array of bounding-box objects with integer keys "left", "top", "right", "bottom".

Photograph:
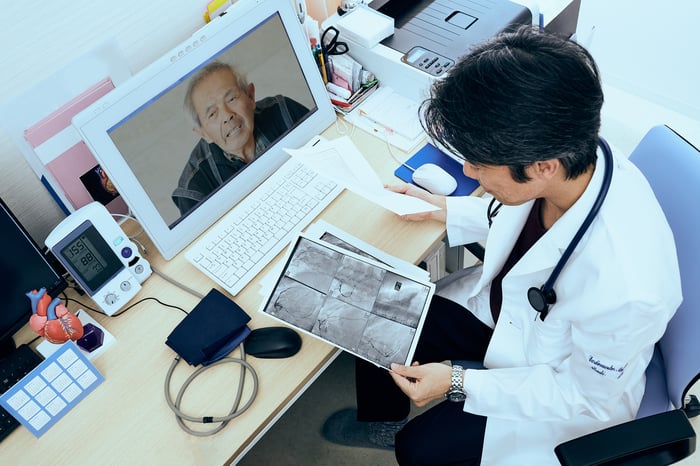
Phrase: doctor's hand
[
  {"left": 385, "top": 184, "right": 447, "bottom": 223},
  {"left": 389, "top": 362, "right": 452, "bottom": 407}
]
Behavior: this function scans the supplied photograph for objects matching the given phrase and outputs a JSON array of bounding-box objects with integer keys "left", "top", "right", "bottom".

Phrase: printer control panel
[{"left": 401, "top": 46, "right": 454, "bottom": 77}]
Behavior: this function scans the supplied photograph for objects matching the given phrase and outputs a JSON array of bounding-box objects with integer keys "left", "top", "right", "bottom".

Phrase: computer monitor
[
  {"left": 0, "top": 198, "right": 66, "bottom": 356},
  {"left": 72, "top": 0, "right": 336, "bottom": 260}
]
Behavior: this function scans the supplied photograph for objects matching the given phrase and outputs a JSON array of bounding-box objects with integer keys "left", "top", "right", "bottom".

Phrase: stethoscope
[{"left": 486, "top": 137, "right": 614, "bottom": 321}]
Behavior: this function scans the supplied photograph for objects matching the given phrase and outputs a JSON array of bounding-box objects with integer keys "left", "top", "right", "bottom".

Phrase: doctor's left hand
[
  {"left": 385, "top": 184, "right": 447, "bottom": 223},
  {"left": 389, "top": 362, "right": 452, "bottom": 407}
]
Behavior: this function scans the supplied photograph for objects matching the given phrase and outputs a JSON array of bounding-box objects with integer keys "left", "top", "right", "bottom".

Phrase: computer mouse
[
  {"left": 244, "top": 326, "right": 302, "bottom": 359},
  {"left": 411, "top": 163, "right": 458, "bottom": 196}
]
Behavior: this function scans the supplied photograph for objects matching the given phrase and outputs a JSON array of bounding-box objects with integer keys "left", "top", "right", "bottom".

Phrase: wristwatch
[{"left": 445, "top": 365, "right": 466, "bottom": 402}]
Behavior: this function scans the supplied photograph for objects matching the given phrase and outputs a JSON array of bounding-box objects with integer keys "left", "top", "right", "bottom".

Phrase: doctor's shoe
[{"left": 321, "top": 408, "right": 407, "bottom": 450}]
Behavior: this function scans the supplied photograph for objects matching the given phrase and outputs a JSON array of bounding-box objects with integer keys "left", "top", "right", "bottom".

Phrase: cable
[
  {"left": 334, "top": 113, "right": 355, "bottom": 136},
  {"left": 64, "top": 288, "right": 260, "bottom": 436},
  {"left": 163, "top": 346, "right": 259, "bottom": 437},
  {"left": 375, "top": 124, "right": 417, "bottom": 175},
  {"left": 62, "top": 291, "right": 189, "bottom": 317},
  {"left": 109, "top": 210, "right": 149, "bottom": 256},
  {"left": 74, "top": 210, "right": 258, "bottom": 436},
  {"left": 109, "top": 212, "right": 206, "bottom": 300},
  {"left": 151, "top": 266, "right": 205, "bottom": 300},
  {"left": 344, "top": 115, "right": 412, "bottom": 176}
]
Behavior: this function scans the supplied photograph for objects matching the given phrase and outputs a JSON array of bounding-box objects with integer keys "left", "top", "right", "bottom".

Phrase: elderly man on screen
[{"left": 172, "top": 61, "right": 308, "bottom": 215}]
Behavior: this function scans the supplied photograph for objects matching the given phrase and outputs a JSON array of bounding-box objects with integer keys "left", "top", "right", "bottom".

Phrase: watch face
[{"left": 446, "top": 390, "right": 466, "bottom": 402}]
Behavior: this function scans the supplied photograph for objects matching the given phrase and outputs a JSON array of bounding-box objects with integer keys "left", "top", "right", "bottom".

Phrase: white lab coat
[{"left": 438, "top": 147, "right": 682, "bottom": 465}]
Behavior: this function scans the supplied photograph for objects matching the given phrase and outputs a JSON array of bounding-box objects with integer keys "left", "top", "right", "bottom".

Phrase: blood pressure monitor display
[
  {"left": 58, "top": 222, "right": 123, "bottom": 293},
  {"left": 46, "top": 202, "right": 152, "bottom": 315}
]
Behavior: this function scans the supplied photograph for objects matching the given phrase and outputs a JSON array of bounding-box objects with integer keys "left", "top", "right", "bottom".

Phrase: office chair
[
  {"left": 554, "top": 125, "right": 699, "bottom": 465},
  {"left": 440, "top": 125, "right": 699, "bottom": 465}
]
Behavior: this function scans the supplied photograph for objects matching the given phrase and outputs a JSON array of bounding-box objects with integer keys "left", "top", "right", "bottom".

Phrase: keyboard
[
  {"left": 0, "top": 344, "right": 43, "bottom": 442},
  {"left": 186, "top": 159, "right": 343, "bottom": 296}
]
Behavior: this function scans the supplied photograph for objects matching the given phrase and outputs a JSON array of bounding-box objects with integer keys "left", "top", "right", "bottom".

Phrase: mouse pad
[{"left": 394, "top": 143, "right": 479, "bottom": 196}]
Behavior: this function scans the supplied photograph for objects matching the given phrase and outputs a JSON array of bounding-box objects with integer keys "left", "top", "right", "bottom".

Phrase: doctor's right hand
[
  {"left": 389, "top": 361, "right": 452, "bottom": 407},
  {"left": 386, "top": 183, "right": 447, "bottom": 223}
]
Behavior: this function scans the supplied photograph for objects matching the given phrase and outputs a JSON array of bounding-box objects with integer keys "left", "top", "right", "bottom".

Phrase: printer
[
  {"left": 330, "top": 0, "right": 579, "bottom": 101},
  {"left": 372, "top": 0, "right": 531, "bottom": 66}
]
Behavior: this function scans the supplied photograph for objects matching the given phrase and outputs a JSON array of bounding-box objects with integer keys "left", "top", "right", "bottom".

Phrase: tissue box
[{"left": 336, "top": 6, "right": 394, "bottom": 48}]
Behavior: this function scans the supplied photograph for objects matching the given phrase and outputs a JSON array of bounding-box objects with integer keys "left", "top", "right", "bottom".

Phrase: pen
[{"left": 318, "top": 51, "right": 328, "bottom": 84}]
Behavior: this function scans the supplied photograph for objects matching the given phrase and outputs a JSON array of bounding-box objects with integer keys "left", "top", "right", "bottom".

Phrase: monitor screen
[
  {"left": 0, "top": 198, "right": 66, "bottom": 348},
  {"left": 73, "top": 0, "right": 336, "bottom": 259}
]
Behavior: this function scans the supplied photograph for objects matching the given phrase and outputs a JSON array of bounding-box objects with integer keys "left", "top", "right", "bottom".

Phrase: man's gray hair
[{"left": 184, "top": 61, "right": 249, "bottom": 127}]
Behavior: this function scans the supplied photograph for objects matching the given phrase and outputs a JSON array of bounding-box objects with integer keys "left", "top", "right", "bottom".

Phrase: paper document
[
  {"left": 259, "top": 232, "right": 435, "bottom": 370},
  {"left": 285, "top": 137, "right": 438, "bottom": 215},
  {"left": 344, "top": 87, "right": 425, "bottom": 152},
  {"left": 305, "top": 220, "right": 430, "bottom": 281}
]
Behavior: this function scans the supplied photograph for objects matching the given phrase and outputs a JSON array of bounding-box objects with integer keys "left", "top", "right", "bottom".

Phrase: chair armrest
[{"left": 555, "top": 409, "right": 696, "bottom": 466}]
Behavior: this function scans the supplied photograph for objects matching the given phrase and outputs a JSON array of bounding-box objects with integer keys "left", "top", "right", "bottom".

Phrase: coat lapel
[
  {"left": 481, "top": 147, "right": 608, "bottom": 282},
  {"left": 508, "top": 147, "right": 608, "bottom": 279}
]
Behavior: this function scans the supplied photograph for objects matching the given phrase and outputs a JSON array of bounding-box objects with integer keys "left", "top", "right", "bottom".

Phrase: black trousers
[{"left": 355, "top": 295, "right": 494, "bottom": 465}]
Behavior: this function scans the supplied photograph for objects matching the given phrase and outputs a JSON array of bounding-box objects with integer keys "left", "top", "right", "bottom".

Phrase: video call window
[{"left": 106, "top": 14, "right": 316, "bottom": 227}]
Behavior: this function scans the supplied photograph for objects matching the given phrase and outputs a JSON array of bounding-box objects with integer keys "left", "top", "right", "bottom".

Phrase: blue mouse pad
[{"left": 394, "top": 143, "right": 479, "bottom": 196}]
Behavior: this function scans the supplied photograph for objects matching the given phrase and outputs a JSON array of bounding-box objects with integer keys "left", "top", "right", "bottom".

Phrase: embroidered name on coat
[{"left": 588, "top": 355, "right": 627, "bottom": 379}]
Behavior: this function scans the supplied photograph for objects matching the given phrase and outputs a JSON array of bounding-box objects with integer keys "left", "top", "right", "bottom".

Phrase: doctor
[{"left": 321, "top": 27, "right": 682, "bottom": 465}]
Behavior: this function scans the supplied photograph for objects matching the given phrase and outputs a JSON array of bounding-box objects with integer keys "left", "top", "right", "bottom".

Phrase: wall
[
  {"left": 577, "top": 0, "right": 699, "bottom": 120},
  {"left": 576, "top": 0, "right": 700, "bottom": 152},
  {"left": 0, "top": 0, "right": 210, "bottom": 243},
  {"left": 1, "top": 0, "right": 698, "bottom": 244}
]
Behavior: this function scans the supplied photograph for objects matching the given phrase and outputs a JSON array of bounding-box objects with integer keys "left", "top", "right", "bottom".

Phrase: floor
[
  {"left": 238, "top": 351, "right": 700, "bottom": 466},
  {"left": 238, "top": 351, "right": 398, "bottom": 466}
]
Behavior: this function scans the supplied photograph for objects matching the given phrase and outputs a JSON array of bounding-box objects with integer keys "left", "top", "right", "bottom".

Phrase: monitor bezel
[{"left": 72, "top": 0, "right": 336, "bottom": 260}]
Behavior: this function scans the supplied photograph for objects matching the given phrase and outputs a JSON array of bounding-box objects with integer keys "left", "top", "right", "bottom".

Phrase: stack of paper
[
  {"left": 284, "top": 136, "right": 437, "bottom": 216},
  {"left": 336, "top": 6, "right": 394, "bottom": 48},
  {"left": 344, "top": 87, "right": 425, "bottom": 152}
]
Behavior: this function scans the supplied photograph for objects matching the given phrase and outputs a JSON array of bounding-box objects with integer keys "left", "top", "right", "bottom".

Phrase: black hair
[{"left": 421, "top": 26, "right": 603, "bottom": 182}]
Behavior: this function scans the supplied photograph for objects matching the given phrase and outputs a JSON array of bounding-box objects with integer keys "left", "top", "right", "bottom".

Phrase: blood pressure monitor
[{"left": 46, "top": 202, "right": 151, "bottom": 315}]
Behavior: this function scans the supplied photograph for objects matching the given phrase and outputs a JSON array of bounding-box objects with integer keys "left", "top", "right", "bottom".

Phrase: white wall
[
  {"left": 576, "top": 0, "right": 700, "bottom": 152},
  {"left": 1, "top": 0, "right": 698, "bottom": 243},
  {"left": 0, "top": 0, "right": 210, "bottom": 242}
]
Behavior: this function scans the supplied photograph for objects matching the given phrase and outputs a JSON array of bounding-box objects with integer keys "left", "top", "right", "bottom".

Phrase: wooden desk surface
[{"left": 4, "top": 123, "right": 446, "bottom": 465}]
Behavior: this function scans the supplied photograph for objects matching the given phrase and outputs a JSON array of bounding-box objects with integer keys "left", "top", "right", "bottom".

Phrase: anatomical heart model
[{"left": 26, "top": 288, "right": 84, "bottom": 343}]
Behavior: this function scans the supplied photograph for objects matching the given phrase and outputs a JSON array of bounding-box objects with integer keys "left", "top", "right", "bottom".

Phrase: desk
[{"left": 4, "top": 121, "right": 446, "bottom": 465}]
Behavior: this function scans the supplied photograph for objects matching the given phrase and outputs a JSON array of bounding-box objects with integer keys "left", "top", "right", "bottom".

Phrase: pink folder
[{"left": 23, "top": 78, "right": 128, "bottom": 214}]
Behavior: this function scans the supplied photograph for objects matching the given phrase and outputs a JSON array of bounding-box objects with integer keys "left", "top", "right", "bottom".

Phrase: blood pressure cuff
[{"left": 165, "top": 288, "right": 251, "bottom": 366}]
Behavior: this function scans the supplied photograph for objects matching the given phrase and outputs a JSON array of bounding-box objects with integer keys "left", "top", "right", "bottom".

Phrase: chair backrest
[{"left": 629, "top": 125, "right": 700, "bottom": 413}]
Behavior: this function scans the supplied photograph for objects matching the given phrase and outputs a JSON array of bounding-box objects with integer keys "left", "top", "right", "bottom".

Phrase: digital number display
[
  {"left": 59, "top": 223, "right": 123, "bottom": 293},
  {"left": 63, "top": 236, "right": 105, "bottom": 281}
]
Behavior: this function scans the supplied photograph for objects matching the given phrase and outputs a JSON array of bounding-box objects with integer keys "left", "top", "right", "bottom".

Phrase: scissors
[{"left": 321, "top": 26, "right": 349, "bottom": 56}]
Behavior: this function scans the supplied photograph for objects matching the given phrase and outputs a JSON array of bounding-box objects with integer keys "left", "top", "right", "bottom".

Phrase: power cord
[
  {"left": 62, "top": 292, "right": 189, "bottom": 317},
  {"left": 367, "top": 122, "right": 417, "bottom": 175},
  {"left": 111, "top": 211, "right": 148, "bottom": 254},
  {"left": 334, "top": 112, "right": 356, "bottom": 137}
]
